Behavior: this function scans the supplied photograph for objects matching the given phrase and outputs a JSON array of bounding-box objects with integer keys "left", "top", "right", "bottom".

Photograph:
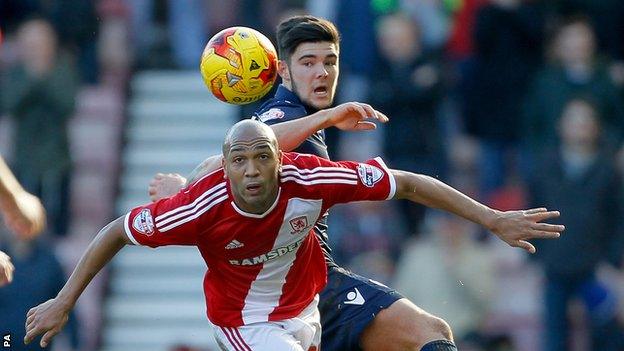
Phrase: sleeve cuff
[
  {"left": 123, "top": 212, "right": 141, "bottom": 246},
  {"left": 373, "top": 157, "right": 396, "bottom": 200}
]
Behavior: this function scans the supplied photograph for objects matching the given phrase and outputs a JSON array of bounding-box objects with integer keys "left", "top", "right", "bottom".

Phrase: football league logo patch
[
  {"left": 133, "top": 209, "right": 155, "bottom": 236},
  {"left": 357, "top": 163, "right": 384, "bottom": 187},
  {"left": 257, "top": 108, "right": 285, "bottom": 122}
]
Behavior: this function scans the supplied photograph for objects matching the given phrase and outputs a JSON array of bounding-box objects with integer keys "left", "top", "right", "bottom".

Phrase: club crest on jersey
[
  {"left": 132, "top": 209, "right": 155, "bottom": 236},
  {"left": 257, "top": 108, "right": 285, "bottom": 123},
  {"left": 289, "top": 216, "right": 309, "bottom": 234},
  {"left": 357, "top": 163, "right": 384, "bottom": 187}
]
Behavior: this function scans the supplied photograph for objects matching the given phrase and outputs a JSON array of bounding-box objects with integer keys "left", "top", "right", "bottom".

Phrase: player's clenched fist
[
  {"left": 0, "top": 250, "right": 14, "bottom": 286},
  {"left": 24, "top": 298, "right": 70, "bottom": 348}
]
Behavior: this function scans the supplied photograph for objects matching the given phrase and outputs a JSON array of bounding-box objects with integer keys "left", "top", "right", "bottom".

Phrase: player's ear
[
  {"left": 277, "top": 150, "right": 283, "bottom": 171},
  {"left": 221, "top": 157, "right": 227, "bottom": 179},
  {"left": 277, "top": 60, "right": 290, "bottom": 82}
]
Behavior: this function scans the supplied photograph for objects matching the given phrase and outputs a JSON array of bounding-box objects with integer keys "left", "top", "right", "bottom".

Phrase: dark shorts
[{"left": 319, "top": 266, "right": 404, "bottom": 351}]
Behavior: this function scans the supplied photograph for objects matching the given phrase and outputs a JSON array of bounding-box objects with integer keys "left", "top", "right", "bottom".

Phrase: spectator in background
[
  {"left": 393, "top": 213, "right": 497, "bottom": 348},
  {"left": 528, "top": 98, "right": 624, "bottom": 351},
  {"left": 461, "top": 0, "right": 545, "bottom": 201},
  {"left": 523, "top": 16, "right": 624, "bottom": 164},
  {"left": 370, "top": 13, "right": 446, "bottom": 235},
  {"left": 128, "top": 0, "right": 208, "bottom": 69},
  {"left": 0, "top": 0, "right": 98, "bottom": 83},
  {"left": 43, "top": 0, "right": 99, "bottom": 84},
  {"left": 549, "top": 0, "right": 624, "bottom": 61},
  {"left": 1, "top": 18, "right": 79, "bottom": 238}
]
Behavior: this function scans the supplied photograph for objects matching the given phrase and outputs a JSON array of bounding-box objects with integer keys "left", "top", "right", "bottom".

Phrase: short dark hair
[{"left": 276, "top": 15, "right": 340, "bottom": 62}]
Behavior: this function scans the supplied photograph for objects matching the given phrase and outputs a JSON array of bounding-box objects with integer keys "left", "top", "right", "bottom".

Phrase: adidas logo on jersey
[{"left": 225, "top": 240, "right": 244, "bottom": 250}]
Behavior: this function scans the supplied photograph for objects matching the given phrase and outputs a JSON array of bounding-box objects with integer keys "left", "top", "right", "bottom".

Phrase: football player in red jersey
[
  {"left": 25, "top": 119, "right": 563, "bottom": 350},
  {"left": 149, "top": 15, "right": 563, "bottom": 351}
]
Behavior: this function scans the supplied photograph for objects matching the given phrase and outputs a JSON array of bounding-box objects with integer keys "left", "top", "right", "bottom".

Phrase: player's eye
[
  {"left": 325, "top": 61, "right": 337, "bottom": 66},
  {"left": 302, "top": 61, "right": 313, "bottom": 67},
  {"left": 259, "top": 154, "right": 270, "bottom": 160},
  {"left": 233, "top": 157, "right": 244, "bottom": 163}
]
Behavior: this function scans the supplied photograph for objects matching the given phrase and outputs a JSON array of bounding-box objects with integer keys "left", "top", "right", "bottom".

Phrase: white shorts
[{"left": 213, "top": 296, "right": 321, "bottom": 351}]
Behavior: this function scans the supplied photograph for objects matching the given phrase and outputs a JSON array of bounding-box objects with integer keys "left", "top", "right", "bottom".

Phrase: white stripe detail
[
  {"left": 155, "top": 182, "right": 226, "bottom": 222},
  {"left": 241, "top": 198, "right": 323, "bottom": 325},
  {"left": 281, "top": 177, "right": 358, "bottom": 186},
  {"left": 374, "top": 157, "right": 396, "bottom": 200},
  {"left": 280, "top": 170, "right": 358, "bottom": 180},
  {"left": 231, "top": 328, "right": 252, "bottom": 351},
  {"left": 156, "top": 187, "right": 227, "bottom": 228},
  {"left": 281, "top": 164, "right": 356, "bottom": 174},
  {"left": 220, "top": 327, "right": 244, "bottom": 351},
  {"left": 158, "top": 194, "right": 228, "bottom": 232},
  {"left": 123, "top": 212, "right": 141, "bottom": 245}
]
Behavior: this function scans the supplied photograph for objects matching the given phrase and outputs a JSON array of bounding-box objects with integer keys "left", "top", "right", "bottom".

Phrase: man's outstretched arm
[
  {"left": 391, "top": 169, "right": 564, "bottom": 253},
  {"left": 0, "top": 156, "right": 46, "bottom": 236},
  {"left": 24, "top": 216, "right": 130, "bottom": 348}
]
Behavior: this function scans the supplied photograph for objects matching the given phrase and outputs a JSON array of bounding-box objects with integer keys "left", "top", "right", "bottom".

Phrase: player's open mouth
[
  {"left": 245, "top": 184, "right": 262, "bottom": 194},
  {"left": 314, "top": 87, "right": 328, "bottom": 97}
]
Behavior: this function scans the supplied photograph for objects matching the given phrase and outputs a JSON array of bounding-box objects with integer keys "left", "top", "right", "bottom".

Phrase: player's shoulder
[
  {"left": 281, "top": 152, "right": 326, "bottom": 168},
  {"left": 281, "top": 152, "right": 358, "bottom": 184},
  {"left": 254, "top": 98, "right": 307, "bottom": 123},
  {"left": 186, "top": 167, "right": 228, "bottom": 198}
]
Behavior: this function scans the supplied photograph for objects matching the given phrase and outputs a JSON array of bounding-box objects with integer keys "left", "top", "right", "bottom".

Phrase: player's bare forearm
[
  {"left": 392, "top": 170, "right": 497, "bottom": 228},
  {"left": 271, "top": 102, "right": 388, "bottom": 151},
  {"left": 0, "top": 156, "right": 46, "bottom": 236},
  {"left": 391, "top": 169, "right": 564, "bottom": 253},
  {"left": 24, "top": 216, "right": 130, "bottom": 347},
  {"left": 0, "top": 156, "right": 25, "bottom": 205},
  {"left": 270, "top": 110, "right": 334, "bottom": 151}
]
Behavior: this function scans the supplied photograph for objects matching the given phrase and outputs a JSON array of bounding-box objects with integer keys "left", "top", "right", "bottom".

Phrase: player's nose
[{"left": 244, "top": 161, "right": 261, "bottom": 176}]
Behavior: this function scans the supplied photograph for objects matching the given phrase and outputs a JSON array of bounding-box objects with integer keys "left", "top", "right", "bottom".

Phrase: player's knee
[
  {"left": 426, "top": 314, "right": 453, "bottom": 342},
  {"left": 362, "top": 299, "right": 454, "bottom": 350},
  {"left": 401, "top": 314, "right": 453, "bottom": 350}
]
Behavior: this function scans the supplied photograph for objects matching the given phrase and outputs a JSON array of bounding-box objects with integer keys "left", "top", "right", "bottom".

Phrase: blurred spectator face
[
  {"left": 376, "top": 14, "right": 421, "bottom": 63},
  {"left": 16, "top": 19, "right": 58, "bottom": 74},
  {"left": 555, "top": 21, "right": 596, "bottom": 67},
  {"left": 559, "top": 99, "right": 601, "bottom": 148}
]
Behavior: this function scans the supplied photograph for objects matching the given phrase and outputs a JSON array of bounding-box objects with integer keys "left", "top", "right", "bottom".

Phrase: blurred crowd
[{"left": 1, "top": 0, "right": 624, "bottom": 350}]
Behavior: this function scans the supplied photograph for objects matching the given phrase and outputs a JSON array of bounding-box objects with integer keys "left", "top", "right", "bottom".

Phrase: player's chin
[{"left": 308, "top": 97, "right": 333, "bottom": 110}]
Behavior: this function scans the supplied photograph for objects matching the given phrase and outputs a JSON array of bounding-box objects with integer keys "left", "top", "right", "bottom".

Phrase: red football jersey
[{"left": 124, "top": 152, "right": 396, "bottom": 327}]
